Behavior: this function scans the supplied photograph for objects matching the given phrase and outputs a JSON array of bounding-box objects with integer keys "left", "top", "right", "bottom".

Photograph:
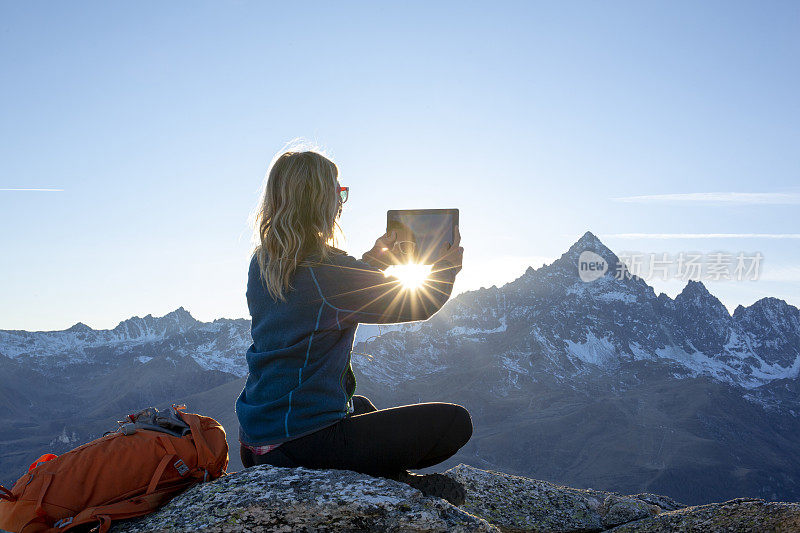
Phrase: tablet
[{"left": 386, "top": 209, "right": 459, "bottom": 264}]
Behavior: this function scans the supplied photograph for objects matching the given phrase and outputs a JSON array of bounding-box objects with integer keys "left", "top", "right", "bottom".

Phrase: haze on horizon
[{"left": 1, "top": 1, "right": 798, "bottom": 331}]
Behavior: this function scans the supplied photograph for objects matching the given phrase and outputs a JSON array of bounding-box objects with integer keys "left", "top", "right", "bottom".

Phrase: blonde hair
[{"left": 253, "top": 149, "right": 342, "bottom": 301}]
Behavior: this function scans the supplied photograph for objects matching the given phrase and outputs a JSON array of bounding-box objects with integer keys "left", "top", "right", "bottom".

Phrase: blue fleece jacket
[{"left": 236, "top": 248, "right": 456, "bottom": 446}]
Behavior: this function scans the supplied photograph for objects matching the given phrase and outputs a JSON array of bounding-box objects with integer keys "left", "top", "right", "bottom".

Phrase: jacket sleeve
[{"left": 307, "top": 253, "right": 457, "bottom": 326}]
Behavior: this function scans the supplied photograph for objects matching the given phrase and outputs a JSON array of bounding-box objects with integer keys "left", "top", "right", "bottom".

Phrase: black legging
[{"left": 240, "top": 396, "right": 472, "bottom": 479}]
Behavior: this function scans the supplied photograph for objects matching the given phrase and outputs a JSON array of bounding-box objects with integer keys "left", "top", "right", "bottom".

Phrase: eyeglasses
[{"left": 339, "top": 186, "right": 349, "bottom": 204}]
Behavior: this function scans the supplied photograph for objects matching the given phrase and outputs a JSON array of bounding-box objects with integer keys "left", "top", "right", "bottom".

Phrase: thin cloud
[
  {"left": 759, "top": 265, "right": 800, "bottom": 282},
  {"left": 0, "top": 188, "right": 64, "bottom": 192},
  {"left": 603, "top": 233, "right": 800, "bottom": 239},
  {"left": 611, "top": 192, "right": 800, "bottom": 205}
]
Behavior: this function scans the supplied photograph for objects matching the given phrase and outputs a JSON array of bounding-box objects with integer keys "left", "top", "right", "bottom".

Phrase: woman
[{"left": 235, "top": 149, "right": 471, "bottom": 505}]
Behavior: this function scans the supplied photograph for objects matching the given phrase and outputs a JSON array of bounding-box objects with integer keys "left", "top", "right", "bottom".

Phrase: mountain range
[{"left": 2, "top": 232, "right": 798, "bottom": 505}]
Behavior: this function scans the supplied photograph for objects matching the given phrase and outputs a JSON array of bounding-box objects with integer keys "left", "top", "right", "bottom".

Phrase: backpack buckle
[
  {"left": 54, "top": 517, "right": 73, "bottom": 528},
  {"left": 173, "top": 459, "right": 189, "bottom": 476}
]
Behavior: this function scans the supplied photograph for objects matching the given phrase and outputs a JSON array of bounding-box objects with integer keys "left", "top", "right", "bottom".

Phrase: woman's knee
[
  {"left": 449, "top": 404, "right": 473, "bottom": 448},
  {"left": 419, "top": 402, "right": 472, "bottom": 448},
  {"left": 414, "top": 403, "right": 473, "bottom": 468}
]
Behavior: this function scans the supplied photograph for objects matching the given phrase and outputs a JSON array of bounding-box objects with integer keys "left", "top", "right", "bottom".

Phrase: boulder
[
  {"left": 611, "top": 497, "right": 800, "bottom": 532},
  {"left": 113, "top": 464, "right": 799, "bottom": 532},
  {"left": 447, "top": 464, "right": 678, "bottom": 531},
  {"left": 113, "top": 465, "right": 496, "bottom": 532}
]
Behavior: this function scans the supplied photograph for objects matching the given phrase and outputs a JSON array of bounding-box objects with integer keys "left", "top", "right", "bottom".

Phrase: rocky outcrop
[
  {"left": 103, "top": 462, "right": 778, "bottom": 532},
  {"left": 446, "top": 464, "right": 681, "bottom": 531},
  {"left": 612, "top": 498, "right": 800, "bottom": 532},
  {"left": 113, "top": 465, "right": 496, "bottom": 533}
]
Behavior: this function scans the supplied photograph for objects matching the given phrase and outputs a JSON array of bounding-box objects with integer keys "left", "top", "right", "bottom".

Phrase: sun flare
[{"left": 385, "top": 263, "right": 432, "bottom": 290}]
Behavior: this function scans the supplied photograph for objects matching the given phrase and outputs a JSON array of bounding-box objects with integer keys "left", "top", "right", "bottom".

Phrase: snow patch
[
  {"left": 354, "top": 322, "right": 424, "bottom": 344},
  {"left": 50, "top": 427, "right": 79, "bottom": 446},
  {"left": 449, "top": 316, "right": 507, "bottom": 337},
  {"left": 564, "top": 333, "right": 617, "bottom": 366},
  {"left": 500, "top": 355, "right": 528, "bottom": 374}
]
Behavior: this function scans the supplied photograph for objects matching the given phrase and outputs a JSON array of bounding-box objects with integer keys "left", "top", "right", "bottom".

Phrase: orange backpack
[{"left": 0, "top": 405, "right": 228, "bottom": 533}]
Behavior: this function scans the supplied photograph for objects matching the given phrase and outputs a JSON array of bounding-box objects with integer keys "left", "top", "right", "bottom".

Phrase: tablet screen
[{"left": 386, "top": 209, "right": 458, "bottom": 264}]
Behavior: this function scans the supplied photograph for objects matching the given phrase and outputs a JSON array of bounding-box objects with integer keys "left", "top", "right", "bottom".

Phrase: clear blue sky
[{"left": 1, "top": 1, "right": 798, "bottom": 330}]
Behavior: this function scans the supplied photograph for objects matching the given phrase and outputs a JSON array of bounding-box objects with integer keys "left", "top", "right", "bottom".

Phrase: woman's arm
[
  {"left": 309, "top": 230, "right": 463, "bottom": 325},
  {"left": 308, "top": 256, "right": 457, "bottom": 325}
]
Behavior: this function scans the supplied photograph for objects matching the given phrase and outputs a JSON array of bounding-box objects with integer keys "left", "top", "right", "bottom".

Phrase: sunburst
[{"left": 384, "top": 263, "right": 433, "bottom": 291}]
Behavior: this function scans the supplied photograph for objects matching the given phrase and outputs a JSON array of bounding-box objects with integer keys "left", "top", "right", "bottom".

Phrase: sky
[{"left": 1, "top": 1, "right": 798, "bottom": 331}]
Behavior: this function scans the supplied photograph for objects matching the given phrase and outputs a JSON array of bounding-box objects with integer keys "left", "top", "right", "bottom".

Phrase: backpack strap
[
  {"left": 146, "top": 453, "right": 175, "bottom": 495},
  {"left": 0, "top": 485, "right": 16, "bottom": 502},
  {"left": 49, "top": 486, "right": 184, "bottom": 533},
  {"left": 34, "top": 472, "right": 55, "bottom": 517},
  {"left": 18, "top": 473, "right": 56, "bottom": 533},
  {"left": 181, "top": 413, "right": 215, "bottom": 469}
]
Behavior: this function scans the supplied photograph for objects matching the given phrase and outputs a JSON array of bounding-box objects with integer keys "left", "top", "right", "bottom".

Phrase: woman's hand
[
  {"left": 361, "top": 230, "right": 398, "bottom": 269},
  {"left": 372, "top": 230, "right": 397, "bottom": 253},
  {"left": 434, "top": 225, "right": 463, "bottom": 274}
]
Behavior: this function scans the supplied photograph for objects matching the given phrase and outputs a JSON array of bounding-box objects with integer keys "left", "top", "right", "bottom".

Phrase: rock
[
  {"left": 113, "top": 464, "right": 798, "bottom": 533},
  {"left": 599, "top": 495, "right": 656, "bottom": 529},
  {"left": 627, "top": 493, "right": 685, "bottom": 512},
  {"left": 611, "top": 497, "right": 800, "bottom": 532},
  {"left": 113, "top": 465, "right": 497, "bottom": 533},
  {"left": 446, "top": 464, "right": 668, "bottom": 532}
]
